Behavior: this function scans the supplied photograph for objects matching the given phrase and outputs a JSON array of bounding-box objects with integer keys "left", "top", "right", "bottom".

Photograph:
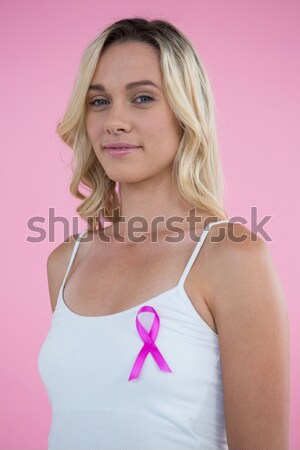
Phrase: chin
[{"left": 103, "top": 169, "right": 147, "bottom": 184}]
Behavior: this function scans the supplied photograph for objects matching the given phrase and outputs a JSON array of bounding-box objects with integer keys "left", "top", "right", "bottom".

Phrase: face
[{"left": 85, "top": 41, "right": 183, "bottom": 184}]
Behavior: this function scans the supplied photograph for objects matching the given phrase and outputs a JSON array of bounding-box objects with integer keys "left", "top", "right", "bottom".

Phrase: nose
[{"left": 103, "top": 103, "right": 131, "bottom": 134}]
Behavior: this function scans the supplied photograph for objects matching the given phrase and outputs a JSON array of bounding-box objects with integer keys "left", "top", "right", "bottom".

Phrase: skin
[
  {"left": 85, "top": 40, "right": 192, "bottom": 236},
  {"left": 47, "top": 41, "right": 290, "bottom": 449}
]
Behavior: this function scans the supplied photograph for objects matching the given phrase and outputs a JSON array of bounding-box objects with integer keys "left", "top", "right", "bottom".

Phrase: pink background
[{"left": 1, "top": 0, "right": 299, "bottom": 448}]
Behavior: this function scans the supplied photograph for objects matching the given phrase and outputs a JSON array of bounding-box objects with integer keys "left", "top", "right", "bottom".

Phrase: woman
[{"left": 38, "top": 17, "right": 290, "bottom": 450}]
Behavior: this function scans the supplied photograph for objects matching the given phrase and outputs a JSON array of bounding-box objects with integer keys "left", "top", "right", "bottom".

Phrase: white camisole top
[{"left": 38, "top": 219, "right": 229, "bottom": 450}]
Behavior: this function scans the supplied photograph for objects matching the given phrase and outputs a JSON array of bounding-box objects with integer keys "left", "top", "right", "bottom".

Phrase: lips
[
  {"left": 106, "top": 147, "right": 140, "bottom": 150},
  {"left": 104, "top": 143, "right": 141, "bottom": 149},
  {"left": 104, "top": 147, "right": 142, "bottom": 158}
]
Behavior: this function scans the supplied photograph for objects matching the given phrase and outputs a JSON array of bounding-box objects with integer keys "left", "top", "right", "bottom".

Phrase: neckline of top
[{"left": 58, "top": 283, "right": 179, "bottom": 320}]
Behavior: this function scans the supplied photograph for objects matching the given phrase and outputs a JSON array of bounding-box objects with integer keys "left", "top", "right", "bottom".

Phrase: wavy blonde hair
[{"left": 56, "top": 17, "right": 229, "bottom": 231}]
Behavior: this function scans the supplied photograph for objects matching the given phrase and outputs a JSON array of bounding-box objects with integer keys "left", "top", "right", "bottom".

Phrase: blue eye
[
  {"left": 134, "top": 95, "right": 154, "bottom": 104},
  {"left": 89, "top": 99, "right": 108, "bottom": 107},
  {"left": 89, "top": 95, "right": 154, "bottom": 107}
]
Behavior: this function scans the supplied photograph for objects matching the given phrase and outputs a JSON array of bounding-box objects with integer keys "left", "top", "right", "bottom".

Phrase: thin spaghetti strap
[
  {"left": 177, "top": 219, "right": 230, "bottom": 289},
  {"left": 60, "top": 231, "right": 87, "bottom": 292}
]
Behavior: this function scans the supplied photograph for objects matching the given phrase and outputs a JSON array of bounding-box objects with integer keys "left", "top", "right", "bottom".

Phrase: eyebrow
[{"left": 88, "top": 80, "right": 161, "bottom": 92}]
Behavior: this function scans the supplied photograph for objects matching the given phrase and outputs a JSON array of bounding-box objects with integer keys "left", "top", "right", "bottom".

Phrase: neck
[{"left": 105, "top": 177, "right": 207, "bottom": 240}]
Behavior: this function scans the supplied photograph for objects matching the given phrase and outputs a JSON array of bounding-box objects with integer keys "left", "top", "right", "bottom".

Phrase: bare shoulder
[
  {"left": 46, "top": 233, "right": 81, "bottom": 312},
  {"left": 202, "top": 221, "right": 284, "bottom": 308},
  {"left": 202, "top": 221, "right": 290, "bottom": 449}
]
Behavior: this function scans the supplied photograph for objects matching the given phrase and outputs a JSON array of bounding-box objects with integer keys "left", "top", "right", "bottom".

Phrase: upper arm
[
  {"left": 46, "top": 234, "right": 79, "bottom": 313},
  {"left": 205, "top": 223, "right": 290, "bottom": 450}
]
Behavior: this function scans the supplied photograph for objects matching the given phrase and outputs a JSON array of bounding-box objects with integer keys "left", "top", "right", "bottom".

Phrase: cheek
[
  {"left": 86, "top": 116, "right": 102, "bottom": 145},
  {"left": 147, "top": 114, "right": 181, "bottom": 153}
]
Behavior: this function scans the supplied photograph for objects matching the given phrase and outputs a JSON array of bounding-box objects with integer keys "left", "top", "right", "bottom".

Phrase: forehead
[{"left": 91, "top": 41, "right": 162, "bottom": 87}]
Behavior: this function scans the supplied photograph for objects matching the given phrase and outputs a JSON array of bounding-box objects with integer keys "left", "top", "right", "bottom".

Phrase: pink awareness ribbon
[{"left": 128, "top": 305, "right": 172, "bottom": 381}]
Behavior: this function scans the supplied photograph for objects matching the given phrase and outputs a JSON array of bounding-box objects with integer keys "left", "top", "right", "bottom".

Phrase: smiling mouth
[{"left": 104, "top": 147, "right": 142, "bottom": 157}]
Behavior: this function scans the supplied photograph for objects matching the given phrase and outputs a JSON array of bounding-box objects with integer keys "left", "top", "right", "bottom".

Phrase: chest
[
  {"left": 63, "top": 237, "right": 195, "bottom": 312},
  {"left": 61, "top": 233, "right": 218, "bottom": 334}
]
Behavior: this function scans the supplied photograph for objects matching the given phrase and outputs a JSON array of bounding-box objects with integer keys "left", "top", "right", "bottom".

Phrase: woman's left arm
[{"left": 208, "top": 223, "right": 290, "bottom": 450}]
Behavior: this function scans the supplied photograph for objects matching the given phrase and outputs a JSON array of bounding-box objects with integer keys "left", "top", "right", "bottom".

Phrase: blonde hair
[{"left": 56, "top": 17, "right": 229, "bottom": 231}]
